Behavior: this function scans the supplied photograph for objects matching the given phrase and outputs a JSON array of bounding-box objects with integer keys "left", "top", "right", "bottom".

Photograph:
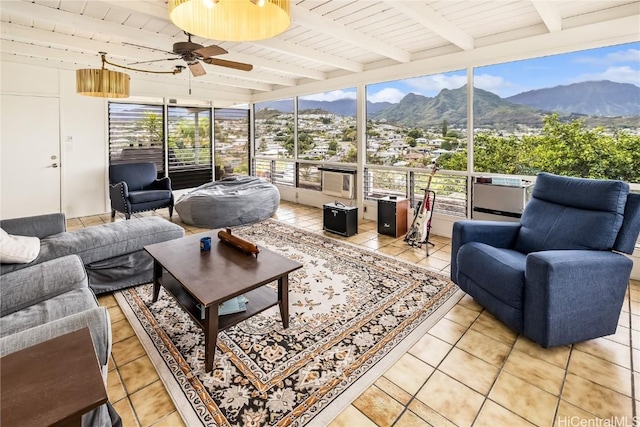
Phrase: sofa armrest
[
  {"left": 451, "top": 220, "right": 521, "bottom": 283},
  {"left": 523, "top": 250, "right": 632, "bottom": 347},
  {"left": 149, "top": 176, "right": 172, "bottom": 191},
  {"left": 0, "top": 213, "right": 66, "bottom": 238},
  {"left": 0, "top": 307, "right": 111, "bottom": 368},
  {"left": 109, "top": 181, "right": 130, "bottom": 212},
  {"left": 0, "top": 255, "right": 88, "bottom": 317}
]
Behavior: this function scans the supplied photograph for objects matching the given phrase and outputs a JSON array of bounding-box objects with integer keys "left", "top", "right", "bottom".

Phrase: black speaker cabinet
[
  {"left": 323, "top": 202, "right": 358, "bottom": 237},
  {"left": 378, "top": 196, "right": 408, "bottom": 237}
]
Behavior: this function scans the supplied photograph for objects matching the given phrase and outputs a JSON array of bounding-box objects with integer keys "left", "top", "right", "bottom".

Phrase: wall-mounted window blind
[{"left": 108, "top": 103, "right": 165, "bottom": 175}]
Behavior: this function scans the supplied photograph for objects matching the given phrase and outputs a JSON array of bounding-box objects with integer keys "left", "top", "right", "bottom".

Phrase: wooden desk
[{"left": 1, "top": 328, "right": 108, "bottom": 427}]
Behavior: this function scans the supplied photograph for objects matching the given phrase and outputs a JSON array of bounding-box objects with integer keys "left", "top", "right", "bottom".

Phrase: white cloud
[
  {"left": 368, "top": 87, "right": 406, "bottom": 103},
  {"left": 574, "top": 48, "right": 640, "bottom": 65},
  {"left": 474, "top": 73, "right": 521, "bottom": 97},
  {"left": 570, "top": 66, "right": 640, "bottom": 85},
  {"left": 299, "top": 90, "right": 356, "bottom": 102},
  {"left": 405, "top": 74, "right": 467, "bottom": 92}
]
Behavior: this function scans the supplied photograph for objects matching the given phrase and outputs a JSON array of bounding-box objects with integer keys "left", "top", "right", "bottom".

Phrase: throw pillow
[{"left": 0, "top": 228, "right": 40, "bottom": 264}]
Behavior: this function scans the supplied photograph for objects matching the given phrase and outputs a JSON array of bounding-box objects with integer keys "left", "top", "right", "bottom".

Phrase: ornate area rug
[{"left": 115, "top": 219, "right": 460, "bottom": 426}]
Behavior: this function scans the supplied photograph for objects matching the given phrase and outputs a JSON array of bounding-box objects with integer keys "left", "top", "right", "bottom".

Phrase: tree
[
  {"left": 442, "top": 120, "right": 448, "bottom": 137},
  {"left": 406, "top": 136, "right": 417, "bottom": 147},
  {"left": 407, "top": 129, "right": 423, "bottom": 139},
  {"left": 436, "top": 114, "right": 640, "bottom": 181}
]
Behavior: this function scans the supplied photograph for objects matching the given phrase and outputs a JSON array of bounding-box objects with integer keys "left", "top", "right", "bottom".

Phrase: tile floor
[{"left": 72, "top": 201, "right": 639, "bottom": 427}]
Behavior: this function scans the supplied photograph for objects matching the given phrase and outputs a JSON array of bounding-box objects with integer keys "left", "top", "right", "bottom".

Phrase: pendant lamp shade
[
  {"left": 168, "top": 0, "right": 291, "bottom": 42},
  {"left": 76, "top": 68, "right": 130, "bottom": 98}
]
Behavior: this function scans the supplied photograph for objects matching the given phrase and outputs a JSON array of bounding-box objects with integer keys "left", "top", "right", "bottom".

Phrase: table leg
[
  {"left": 152, "top": 260, "right": 162, "bottom": 303},
  {"left": 278, "top": 274, "right": 289, "bottom": 329},
  {"left": 204, "top": 304, "right": 219, "bottom": 373}
]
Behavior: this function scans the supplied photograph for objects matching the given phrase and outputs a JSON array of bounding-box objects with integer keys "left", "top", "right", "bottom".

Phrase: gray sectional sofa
[
  {"left": 1, "top": 213, "right": 184, "bottom": 294},
  {"left": 0, "top": 213, "right": 184, "bottom": 426},
  {"left": 0, "top": 254, "right": 118, "bottom": 426}
]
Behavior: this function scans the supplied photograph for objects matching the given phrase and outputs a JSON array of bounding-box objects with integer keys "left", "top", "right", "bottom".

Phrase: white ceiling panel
[{"left": 0, "top": 0, "right": 636, "bottom": 98}]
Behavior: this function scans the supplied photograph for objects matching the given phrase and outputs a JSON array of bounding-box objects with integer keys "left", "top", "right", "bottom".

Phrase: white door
[{"left": 1, "top": 95, "right": 61, "bottom": 219}]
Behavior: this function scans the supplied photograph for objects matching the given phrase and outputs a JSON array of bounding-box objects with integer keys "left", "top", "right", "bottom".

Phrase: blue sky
[{"left": 301, "top": 41, "right": 639, "bottom": 104}]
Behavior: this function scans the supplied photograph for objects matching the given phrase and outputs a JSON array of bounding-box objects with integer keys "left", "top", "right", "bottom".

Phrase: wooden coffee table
[
  {"left": 1, "top": 327, "right": 108, "bottom": 427},
  {"left": 145, "top": 231, "right": 302, "bottom": 372}
]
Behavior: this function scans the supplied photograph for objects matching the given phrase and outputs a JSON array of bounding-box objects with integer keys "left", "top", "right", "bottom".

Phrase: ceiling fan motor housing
[{"left": 173, "top": 41, "right": 203, "bottom": 56}]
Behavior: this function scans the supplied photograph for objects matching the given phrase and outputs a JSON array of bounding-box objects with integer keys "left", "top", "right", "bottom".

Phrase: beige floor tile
[
  {"left": 376, "top": 245, "right": 407, "bottom": 256},
  {"left": 427, "top": 318, "right": 468, "bottom": 345},
  {"left": 438, "top": 348, "right": 499, "bottom": 395},
  {"left": 107, "top": 305, "right": 126, "bottom": 324},
  {"left": 416, "top": 256, "right": 450, "bottom": 271},
  {"left": 503, "top": 349, "right": 565, "bottom": 396},
  {"left": 394, "top": 410, "right": 431, "bottom": 427},
  {"left": 119, "top": 355, "right": 161, "bottom": 395},
  {"left": 352, "top": 385, "right": 404, "bottom": 427},
  {"left": 112, "top": 335, "right": 147, "bottom": 366},
  {"left": 374, "top": 376, "right": 413, "bottom": 406},
  {"left": 112, "top": 319, "right": 136, "bottom": 344},
  {"left": 80, "top": 215, "right": 105, "bottom": 226},
  {"left": 428, "top": 248, "right": 451, "bottom": 262},
  {"left": 107, "top": 370, "right": 127, "bottom": 403},
  {"left": 488, "top": 371, "right": 557, "bottom": 426},
  {"left": 457, "top": 329, "right": 511, "bottom": 367},
  {"left": 567, "top": 350, "right": 632, "bottom": 397},
  {"left": 409, "top": 333, "right": 453, "bottom": 368},
  {"left": 407, "top": 399, "right": 456, "bottom": 427},
  {"left": 512, "top": 336, "right": 570, "bottom": 369},
  {"left": 444, "top": 304, "right": 481, "bottom": 328},
  {"left": 361, "top": 239, "right": 386, "bottom": 250},
  {"left": 555, "top": 399, "right": 606, "bottom": 427},
  {"left": 606, "top": 325, "right": 631, "bottom": 347},
  {"left": 619, "top": 310, "right": 630, "bottom": 328},
  {"left": 112, "top": 398, "right": 139, "bottom": 427},
  {"left": 561, "top": 373, "right": 632, "bottom": 420},
  {"left": 149, "top": 411, "right": 186, "bottom": 427},
  {"left": 573, "top": 336, "right": 631, "bottom": 369},
  {"left": 415, "top": 370, "right": 484, "bottom": 427},
  {"left": 97, "top": 294, "right": 119, "bottom": 308},
  {"left": 397, "top": 249, "right": 427, "bottom": 264},
  {"left": 328, "top": 405, "right": 377, "bottom": 427},
  {"left": 631, "top": 313, "right": 640, "bottom": 331},
  {"left": 456, "top": 294, "right": 483, "bottom": 313},
  {"left": 108, "top": 355, "right": 116, "bottom": 372},
  {"left": 474, "top": 400, "right": 535, "bottom": 427},
  {"left": 470, "top": 313, "right": 518, "bottom": 345},
  {"left": 383, "top": 353, "right": 434, "bottom": 395},
  {"left": 129, "top": 381, "right": 177, "bottom": 427}
]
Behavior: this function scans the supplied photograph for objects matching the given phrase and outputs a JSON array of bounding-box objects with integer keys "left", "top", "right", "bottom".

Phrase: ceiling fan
[{"left": 124, "top": 32, "right": 253, "bottom": 77}]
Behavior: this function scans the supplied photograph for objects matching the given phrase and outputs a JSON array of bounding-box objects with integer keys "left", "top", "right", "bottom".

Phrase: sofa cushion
[
  {"left": 515, "top": 173, "right": 628, "bottom": 254},
  {"left": 128, "top": 190, "right": 172, "bottom": 204},
  {"left": 0, "top": 217, "right": 184, "bottom": 276},
  {"left": 457, "top": 242, "right": 527, "bottom": 309},
  {"left": 0, "top": 228, "right": 40, "bottom": 264},
  {"left": 0, "top": 287, "right": 97, "bottom": 338}
]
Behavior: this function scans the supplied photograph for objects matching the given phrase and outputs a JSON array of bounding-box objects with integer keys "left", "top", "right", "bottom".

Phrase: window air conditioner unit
[{"left": 322, "top": 171, "right": 354, "bottom": 199}]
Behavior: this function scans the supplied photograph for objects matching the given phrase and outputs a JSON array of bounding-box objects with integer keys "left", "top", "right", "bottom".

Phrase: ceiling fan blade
[
  {"left": 188, "top": 61, "right": 207, "bottom": 77},
  {"left": 203, "top": 58, "right": 253, "bottom": 72},
  {"left": 122, "top": 42, "right": 174, "bottom": 55},
  {"left": 194, "top": 45, "right": 228, "bottom": 58},
  {"left": 129, "top": 57, "right": 181, "bottom": 65}
]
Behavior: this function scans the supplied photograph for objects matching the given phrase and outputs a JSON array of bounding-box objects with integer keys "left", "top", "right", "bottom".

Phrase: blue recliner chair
[
  {"left": 109, "top": 162, "right": 174, "bottom": 220},
  {"left": 451, "top": 173, "right": 640, "bottom": 347}
]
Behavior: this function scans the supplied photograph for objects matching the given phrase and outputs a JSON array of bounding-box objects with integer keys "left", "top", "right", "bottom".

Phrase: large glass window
[
  {"left": 167, "top": 106, "right": 212, "bottom": 190},
  {"left": 108, "top": 103, "right": 165, "bottom": 175},
  {"left": 365, "top": 71, "right": 468, "bottom": 170},
  {"left": 254, "top": 98, "right": 294, "bottom": 158},
  {"left": 466, "top": 41, "right": 640, "bottom": 182},
  {"left": 297, "top": 88, "right": 357, "bottom": 163},
  {"left": 214, "top": 108, "right": 250, "bottom": 178}
]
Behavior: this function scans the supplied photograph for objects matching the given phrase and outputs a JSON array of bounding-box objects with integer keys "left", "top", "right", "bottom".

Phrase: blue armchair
[
  {"left": 109, "top": 162, "right": 174, "bottom": 220},
  {"left": 451, "top": 173, "right": 640, "bottom": 347}
]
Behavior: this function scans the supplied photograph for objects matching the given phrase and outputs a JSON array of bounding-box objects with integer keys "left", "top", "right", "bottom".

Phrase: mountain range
[{"left": 257, "top": 80, "right": 639, "bottom": 128}]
